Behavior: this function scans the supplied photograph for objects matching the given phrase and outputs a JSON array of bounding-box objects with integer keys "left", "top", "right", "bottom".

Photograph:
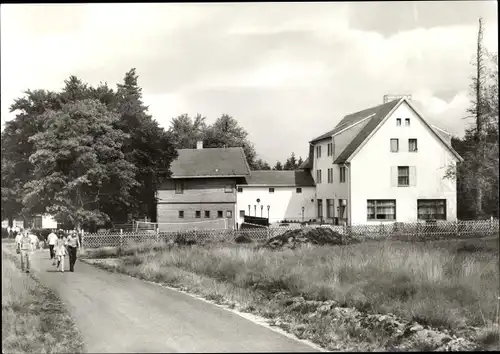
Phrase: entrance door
[{"left": 317, "top": 199, "right": 323, "bottom": 222}]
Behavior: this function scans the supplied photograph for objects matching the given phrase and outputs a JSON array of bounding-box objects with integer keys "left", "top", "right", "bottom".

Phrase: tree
[
  {"left": 445, "top": 18, "right": 499, "bottom": 219},
  {"left": 168, "top": 114, "right": 207, "bottom": 149},
  {"left": 112, "top": 68, "right": 178, "bottom": 222},
  {"left": 23, "top": 99, "right": 138, "bottom": 229},
  {"left": 1, "top": 89, "right": 62, "bottom": 226},
  {"left": 253, "top": 158, "right": 271, "bottom": 170},
  {"left": 203, "top": 114, "right": 258, "bottom": 168},
  {"left": 273, "top": 161, "right": 283, "bottom": 170}
]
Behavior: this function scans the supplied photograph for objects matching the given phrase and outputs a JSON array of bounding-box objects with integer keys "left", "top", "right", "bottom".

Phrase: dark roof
[
  {"left": 299, "top": 157, "right": 312, "bottom": 169},
  {"left": 311, "top": 99, "right": 401, "bottom": 144},
  {"left": 333, "top": 99, "right": 403, "bottom": 163},
  {"left": 170, "top": 147, "right": 250, "bottom": 178},
  {"left": 243, "top": 170, "right": 315, "bottom": 187}
]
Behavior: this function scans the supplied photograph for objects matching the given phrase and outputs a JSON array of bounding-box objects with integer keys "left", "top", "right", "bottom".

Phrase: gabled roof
[
  {"left": 333, "top": 98, "right": 463, "bottom": 164},
  {"left": 311, "top": 99, "right": 401, "bottom": 143},
  {"left": 242, "top": 170, "right": 315, "bottom": 187},
  {"left": 170, "top": 147, "right": 251, "bottom": 178}
]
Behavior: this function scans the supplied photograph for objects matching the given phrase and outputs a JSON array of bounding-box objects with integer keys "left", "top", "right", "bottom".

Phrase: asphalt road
[{"left": 27, "top": 249, "right": 319, "bottom": 353}]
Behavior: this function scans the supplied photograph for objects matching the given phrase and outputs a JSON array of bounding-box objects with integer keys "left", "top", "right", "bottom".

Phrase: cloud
[{"left": 1, "top": 2, "right": 498, "bottom": 164}]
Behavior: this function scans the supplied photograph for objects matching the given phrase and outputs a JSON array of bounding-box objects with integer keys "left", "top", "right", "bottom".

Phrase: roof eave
[
  {"left": 171, "top": 174, "right": 249, "bottom": 179},
  {"left": 236, "top": 184, "right": 315, "bottom": 187}
]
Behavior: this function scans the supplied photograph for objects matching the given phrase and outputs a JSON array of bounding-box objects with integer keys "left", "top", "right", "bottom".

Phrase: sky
[{"left": 1, "top": 2, "right": 498, "bottom": 165}]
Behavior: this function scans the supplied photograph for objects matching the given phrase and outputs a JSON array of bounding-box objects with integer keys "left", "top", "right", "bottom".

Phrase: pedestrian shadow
[{"left": 46, "top": 269, "right": 64, "bottom": 273}]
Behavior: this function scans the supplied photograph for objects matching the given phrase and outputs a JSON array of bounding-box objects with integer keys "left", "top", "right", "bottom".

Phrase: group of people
[
  {"left": 15, "top": 228, "right": 81, "bottom": 273},
  {"left": 46, "top": 229, "right": 81, "bottom": 272}
]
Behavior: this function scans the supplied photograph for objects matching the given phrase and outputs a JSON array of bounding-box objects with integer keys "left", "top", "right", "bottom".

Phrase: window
[
  {"left": 327, "top": 168, "right": 333, "bottom": 183},
  {"left": 239, "top": 210, "right": 245, "bottom": 218},
  {"left": 226, "top": 210, "right": 233, "bottom": 218},
  {"left": 195, "top": 210, "right": 201, "bottom": 218},
  {"left": 317, "top": 199, "right": 323, "bottom": 218},
  {"left": 326, "top": 199, "right": 334, "bottom": 218},
  {"left": 204, "top": 210, "right": 210, "bottom": 218},
  {"left": 396, "top": 118, "right": 402, "bottom": 126},
  {"left": 269, "top": 187, "right": 275, "bottom": 193},
  {"left": 225, "top": 184, "right": 233, "bottom": 193},
  {"left": 316, "top": 169, "right": 322, "bottom": 183},
  {"left": 316, "top": 145, "right": 322, "bottom": 158},
  {"left": 390, "top": 138, "right": 399, "bottom": 152},
  {"left": 367, "top": 200, "right": 396, "bottom": 220},
  {"left": 217, "top": 210, "right": 223, "bottom": 218},
  {"left": 178, "top": 210, "right": 184, "bottom": 218},
  {"left": 327, "top": 143, "right": 333, "bottom": 156},
  {"left": 175, "top": 181, "right": 184, "bottom": 194},
  {"left": 398, "top": 166, "right": 409, "bottom": 186},
  {"left": 237, "top": 187, "right": 243, "bottom": 193},
  {"left": 418, "top": 199, "right": 446, "bottom": 220},
  {"left": 409, "top": 139, "right": 418, "bottom": 152},
  {"left": 296, "top": 187, "right": 302, "bottom": 193},
  {"left": 405, "top": 118, "right": 410, "bottom": 126},
  {"left": 340, "top": 166, "right": 346, "bottom": 183}
]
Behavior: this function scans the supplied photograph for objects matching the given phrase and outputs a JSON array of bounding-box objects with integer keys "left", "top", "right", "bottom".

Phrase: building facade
[
  {"left": 156, "top": 144, "right": 250, "bottom": 231},
  {"left": 235, "top": 170, "right": 316, "bottom": 226},
  {"left": 302, "top": 97, "right": 462, "bottom": 225}
]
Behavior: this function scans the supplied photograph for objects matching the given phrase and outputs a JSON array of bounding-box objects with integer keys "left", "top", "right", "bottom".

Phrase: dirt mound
[{"left": 263, "top": 227, "right": 354, "bottom": 249}]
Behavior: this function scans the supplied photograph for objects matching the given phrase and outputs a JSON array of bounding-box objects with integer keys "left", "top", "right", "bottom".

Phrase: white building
[
  {"left": 300, "top": 97, "right": 463, "bottom": 225},
  {"left": 236, "top": 170, "right": 316, "bottom": 226},
  {"left": 2, "top": 214, "right": 58, "bottom": 230}
]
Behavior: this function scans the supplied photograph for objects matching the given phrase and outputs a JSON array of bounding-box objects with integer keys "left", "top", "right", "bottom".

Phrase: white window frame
[
  {"left": 409, "top": 138, "right": 418, "bottom": 152},
  {"left": 398, "top": 166, "right": 409, "bottom": 187},
  {"left": 340, "top": 166, "right": 346, "bottom": 183},
  {"left": 417, "top": 199, "right": 446, "bottom": 220},
  {"left": 390, "top": 138, "right": 399, "bottom": 153},
  {"left": 296, "top": 187, "right": 302, "bottom": 193},
  {"left": 367, "top": 199, "right": 396, "bottom": 220}
]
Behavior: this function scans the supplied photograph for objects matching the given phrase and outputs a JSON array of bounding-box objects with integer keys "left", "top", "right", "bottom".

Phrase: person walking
[
  {"left": 54, "top": 234, "right": 68, "bottom": 273},
  {"left": 47, "top": 230, "right": 58, "bottom": 264},
  {"left": 17, "top": 231, "right": 35, "bottom": 273},
  {"left": 66, "top": 231, "right": 81, "bottom": 272},
  {"left": 28, "top": 230, "right": 40, "bottom": 251}
]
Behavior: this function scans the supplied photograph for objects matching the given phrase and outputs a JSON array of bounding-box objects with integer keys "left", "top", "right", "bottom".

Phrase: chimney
[
  {"left": 383, "top": 94, "right": 412, "bottom": 104},
  {"left": 196, "top": 141, "right": 203, "bottom": 149}
]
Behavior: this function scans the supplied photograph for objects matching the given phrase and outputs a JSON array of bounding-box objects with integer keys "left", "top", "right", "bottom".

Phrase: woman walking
[
  {"left": 54, "top": 234, "right": 68, "bottom": 272},
  {"left": 67, "top": 231, "right": 81, "bottom": 272}
]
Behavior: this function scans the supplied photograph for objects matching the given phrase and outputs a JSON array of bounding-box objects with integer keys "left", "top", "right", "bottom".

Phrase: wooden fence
[{"left": 81, "top": 219, "right": 499, "bottom": 249}]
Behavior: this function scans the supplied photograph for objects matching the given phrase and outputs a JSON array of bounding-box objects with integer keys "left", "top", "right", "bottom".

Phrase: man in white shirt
[
  {"left": 47, "top": 230, "right": 58, "bottom": 263},
  {"left": 18, "top": 231, "right": 35, "bottom": 273}
]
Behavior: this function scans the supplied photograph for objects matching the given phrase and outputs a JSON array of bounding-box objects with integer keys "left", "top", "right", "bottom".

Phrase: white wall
[
  {"left": 41, "top": 215, "right": 58, "bottom": 229},
  {"left": 350, "top": 101, "right": 458, "bottom": 225},
  {"left": 312, "top": 139, "right": 349, "bottom": 222},
  {"left": 236, "top": 186, "right": 316, "bottom": 225}
]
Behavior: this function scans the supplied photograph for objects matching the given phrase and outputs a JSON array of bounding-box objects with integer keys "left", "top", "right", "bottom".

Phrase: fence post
[
  {"left": 120, "top": 229, "right": 123, "bottom": 248},
  {"left": 455, "top": 221, "right": 460, "bottom": 238},
  {"left": 156, "top": 226, "right": 159, "bottom": 243},
  {"left": 490, "top": 216, "right": 494, "bottom": 237}
]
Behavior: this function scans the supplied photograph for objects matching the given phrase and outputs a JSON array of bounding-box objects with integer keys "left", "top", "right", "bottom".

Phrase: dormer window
[{"left": 396, "top": 118, "right": 401, "bottom": 126}]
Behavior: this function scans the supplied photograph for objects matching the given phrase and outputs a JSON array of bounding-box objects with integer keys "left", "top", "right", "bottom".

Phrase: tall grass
[
  {"left": 84, "top": 237, "right": 499, "bottom": 332},
  {"left": 2, "top": 248, "right": 84, "bottom": 353}
]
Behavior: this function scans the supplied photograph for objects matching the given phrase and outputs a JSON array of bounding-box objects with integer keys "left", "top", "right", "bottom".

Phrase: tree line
[{"left": 1, "top": 69, "right": 294, "bottom": 230}]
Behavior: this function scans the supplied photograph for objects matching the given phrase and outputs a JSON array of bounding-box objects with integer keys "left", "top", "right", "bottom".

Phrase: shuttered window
[{"left": 391, "top": 166, "right": 416, "bottom": 187}]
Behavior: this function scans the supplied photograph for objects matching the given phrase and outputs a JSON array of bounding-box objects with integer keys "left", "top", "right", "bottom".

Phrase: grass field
[
  {"left": 82, "top": 236, "right": 500, "bottom": 350},
  {"left": 2, "top": 243, "right": 84, "bottom": 354}
]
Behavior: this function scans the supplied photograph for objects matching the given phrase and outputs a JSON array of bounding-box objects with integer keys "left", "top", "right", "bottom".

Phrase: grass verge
[
  {"left": 81, "top": 236, "right": 500, "bottom": 351},
  {"left": 2, "top": 245, "right": 85, "bottom": 354}
]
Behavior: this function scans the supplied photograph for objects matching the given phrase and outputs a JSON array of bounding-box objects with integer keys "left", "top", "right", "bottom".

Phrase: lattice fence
[{"left": 81, "top": 219, "right": 499, "bottom": 249}]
